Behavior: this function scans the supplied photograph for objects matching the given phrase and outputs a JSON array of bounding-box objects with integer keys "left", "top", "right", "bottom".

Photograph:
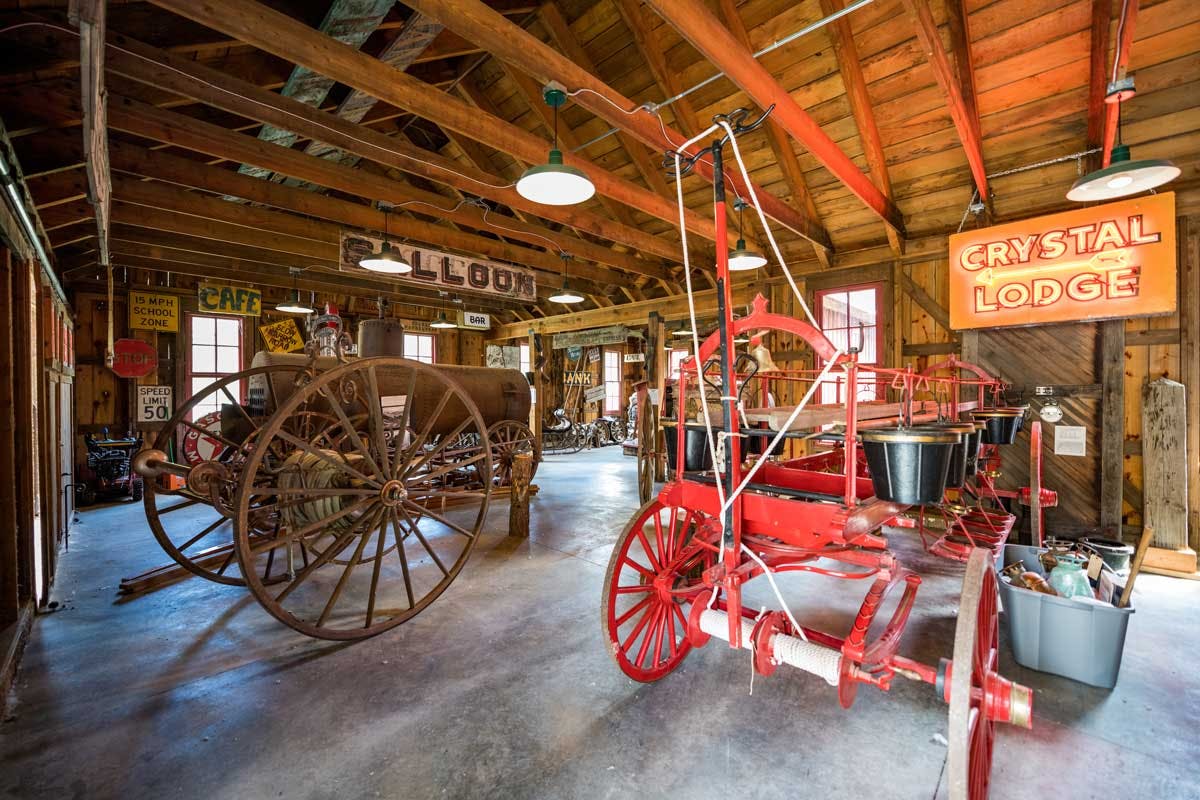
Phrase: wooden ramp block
[
  {"left": 1142, "top": 378, "right": 1189, "bottom": 549},
  {"left": 1142, "top": 546, "right": 1198, "bottom": 574}
]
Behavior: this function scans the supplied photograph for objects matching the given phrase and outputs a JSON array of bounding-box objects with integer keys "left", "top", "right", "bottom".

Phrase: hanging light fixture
[
  {"left": 548, "top": 253, "right": 584, "bottom": 304},
  {"left": 275, "top": 268, "right": 315, "bottom": 314},
  {"left": 360, "top": 207, "right": 412, "bottom": 273},
  {"left": 1068, "top": 50, "right": 1178, "bottom": 201},
  {"left": 516, "top": 85, "right": 596, "bottom": 206},
  {"left": 728, "top": 198, "right": 768, "bottom": 271},
  {"left": 430, "top": 291, "right": 457, "bottom": 329}
]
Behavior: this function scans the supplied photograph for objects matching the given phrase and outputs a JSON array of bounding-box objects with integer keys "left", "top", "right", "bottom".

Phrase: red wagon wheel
[
  {"left": 948, "top": 547, "right": 1000, "bottom": 800},
  {"left": 601, "top": 498, "right": 715, "bottom": 681}
]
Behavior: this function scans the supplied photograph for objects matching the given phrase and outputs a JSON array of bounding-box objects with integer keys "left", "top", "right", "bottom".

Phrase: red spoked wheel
[
  {"left": 948, "top": 547, "right": 1000, "bottom": 800},
  {"left": 601, "top": 498, "right": 715, "bottom": 681}
]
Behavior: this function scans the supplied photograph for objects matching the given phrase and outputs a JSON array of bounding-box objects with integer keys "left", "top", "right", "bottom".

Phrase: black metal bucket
[
  {"left": 972, "top": 408, "right": 1026, "bottom": 445},
  {"left": 914, "top": 422, "right": 975, "bottom": 488},
  {"left": 1080, "top": 537, "right": 1135, "bottom": 572},
  {"left": 964, "top": 422, "right": 985, "bottom": 477},
  {"left": 861, "top": 427, "right": 961, "bottom": 505},
  {"left": 664, "top": 424, "right": 714, "bottom": 472}
]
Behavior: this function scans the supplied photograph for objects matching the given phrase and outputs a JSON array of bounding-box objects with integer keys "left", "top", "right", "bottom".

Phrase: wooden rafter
[
  {"left": 94, "top": 33, "right": 683, "bottom": 266},
  {"left": 816, "top": 0, "right": 902, "bottom": 255},
  {"left": 718, "top": 0, "right": 833, "bottom": 266},
  {"left": 403, "top": 0, "right": 830, "bottom": 251},
  {"left": 71, "top": 0, "right": 110, "bottom": 268},
  {"left": 1101, "top": 0, "right": 1139, "bottom": 167},
  {"left": 611, "top": 0, "right": 702, "bottom": 138},
  {"left": 1086, "top": 0, "right": 1113, "bottom": 163},
  {"left": 899, "top": 0, "right": 989, "bottom": 206},
  {"left": 641, "top": 0, "right": 904, "bottom": 238},
  {"left": 143, "top": 0, "right": 721, "bottom": 245}
]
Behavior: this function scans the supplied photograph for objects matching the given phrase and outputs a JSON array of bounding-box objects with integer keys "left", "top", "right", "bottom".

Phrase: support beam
[
  {"left": 1100, "top": 319, "right": 1125, "bottom": 537},
  {"left": 612, "top": 0, "right": 701, "bottom": 138},
  {"left": 718, "top": 0, "right": 832, "bottom": 266},
  {"left": 899, "top": 0, "right": 989, "bottom": 205},
  {"left": 73, "top": 0, "right": 111, "bottom": 267},
  {"left": 492, "top": 280, "right": 765, "bottom": 339},
  {"left": 640, "top": 0, "right": 904, "bottom": 237},
  {"left": 403, "top": 0, "right": 832, "bottom": 250},
  {"left": 816, "top": 0, "right": 903, "bottom": 255},
  {"left": 898, "top": 269, "right": 952, "bottom": 334},
  {"left": 144, "top": 0, "right": 720, "bottom": 244},
  {"left": 1086, "top": 0, "right": 1113, "bottom": 165},
  {"left": 1101, "top": 0, "right": 1139, "bottom": 167},
  {"left": 96, "top": 34, "right": 683, "bottom": 266}
]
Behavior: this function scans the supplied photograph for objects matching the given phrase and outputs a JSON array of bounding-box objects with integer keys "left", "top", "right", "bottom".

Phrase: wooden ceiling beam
[
  {"left": 73, "top": 0, "right": 111, "bottom": 268},
  {"left": 641, "top": 0, "right": 904, "bottom": 238},
  {"left": 536, "top": 2, "right": 672, "bottom": 202},
  {"left": 611, "top": 0, "right": 702, "bottom": 138},
  {"left": 1086, "top": 0, "right": 1113, "bottom": 165},
  {"left": 1100, "top": 0, "right": 1139, "bottom": 167},
  {"left": 142, "top": 0, "right": 718, "bottom": 244},
  {"left": 97, "top": 31, "right": 682, "bottom": 265},
  {"left": 815, "top": 0, "right": 903, "bottom": 255},
  {"left": 900, "top": 0, "right": 989, "bottom": 205},
  {"left": 402, "top": 0, "right": 830, "bottom": 251},
  {"left": 719, "top": 0, "right": 833, "bottom": 266}
]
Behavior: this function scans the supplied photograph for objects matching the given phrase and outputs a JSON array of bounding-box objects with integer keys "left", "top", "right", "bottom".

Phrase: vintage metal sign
[
  {"left": 949, "top": 193, "right": 1176, "bottom": 329},
  {"left": 339, "top": 233, "right": 537, "bottom": 302},
  {"left": 259, "top": 318, "right": 305, "bottom": 353},
  {"left": 553, "top": 325, "right": 636, "bottom": 349},
  {"left": 564, "top": 370, "right": 591, "bottom": 387},
  {"left": 623, "top": 352, "right": 646, "bottom": 363},
  {"left": 128, "top": 291, "right": 179, "bottom": 332},
  {"left": 457, "top": 310, "right": 491, "bottom": 330},
  {"left": 198, "top": 282, "right": 263, "bottom": 317},
  {"left": 111, "top": 338, "right": 157, "bottom": 378},
  {"left": 584, "top": 385, "right": 607, "bottom": 403},
  {"left": 136, "top": 385, "right": 173, "bottom": 423}
]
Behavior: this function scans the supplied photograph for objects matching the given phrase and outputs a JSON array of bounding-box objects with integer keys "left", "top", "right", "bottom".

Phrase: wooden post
[
  {"left": 1179, "top": 215, "right": 1199, "bottom": 554},
  {"left": 1099, "top": 319, "right": 1125, "bottom": 538},
  {"left": 528, "top": 330, "right": 542, "bottom": 442},
  {"left": 508, "top": 452, "right": 532, "bottom": 538}
]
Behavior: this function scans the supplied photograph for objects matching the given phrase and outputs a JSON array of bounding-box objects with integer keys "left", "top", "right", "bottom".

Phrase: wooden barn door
[{"left": 971, "top": 323, "right": 1102, "bottom": 535}]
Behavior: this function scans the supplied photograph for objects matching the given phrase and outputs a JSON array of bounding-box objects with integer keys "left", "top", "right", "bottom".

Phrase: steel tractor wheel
[
  {"left": 601, "top": 498, "right": 717, "bottom": 681},
  {"left": 487, "top": 420, "right": 540, "bottom": 487},
  {"left": 142, "top": 364, "right": 312, "bottom": 586},
  {"left": 232, "top": 357, "right": 493, "bottom": 640}
]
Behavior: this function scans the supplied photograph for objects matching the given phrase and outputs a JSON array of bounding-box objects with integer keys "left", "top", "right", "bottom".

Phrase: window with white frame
[
  {"left": 815, "top": 283, "right": 882, "bottom": 405},
  {"left": 188, "top": 315, "right": 243, "bottom": 420},
  {"left": 404, "top": 333, "right": 435, "bottom": 364},
  {"left": 519, "top": 342, "right": 531, "bottom": 374},
  {"left": 604, "top": 350, "right": 622, "bottom": 414},
  {"left": 669, "top": 348, "right": 689, "bottom": 379}
]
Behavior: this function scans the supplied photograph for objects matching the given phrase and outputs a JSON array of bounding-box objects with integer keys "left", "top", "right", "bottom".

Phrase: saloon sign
[
  {"left": 948, "top": 192, "right": 1176, "bottom": 329},
  {"left": 340, "top": 233, "right": 537, "bottom": 302}
]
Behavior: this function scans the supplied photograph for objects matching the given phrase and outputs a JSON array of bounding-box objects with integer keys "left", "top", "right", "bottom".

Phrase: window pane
[
  {"left": 848, "top": 289, "right": 877, "bottom": 326},
  {"left": 223, "top": 380, "right": 242, "bottom": 405},
  {"left": 825, "top": 327, "right": 848, "bottom": 352},
  {"left": 216, "top": 317, "right": 241, "bottom": 345},
  {"left": 192, "top": 345, "right": 215, "bottom": 374},
  {"left": 857, "top": 371, "right": 878, "bottom": 402},
  {"left": 821, "top": 291, "right": 849, "bottom": 329},
  {"left": 519, "top": 344, "right": 531, "bottom": 374},
  {"left": 858, "top": 326, "right": 877, "bottom": 364},
  {"left": 216, "top": 345, "right": 240, "bottom": 374},
  {"left": 192, "top": 316, "right": 215, "bottom": 344}
]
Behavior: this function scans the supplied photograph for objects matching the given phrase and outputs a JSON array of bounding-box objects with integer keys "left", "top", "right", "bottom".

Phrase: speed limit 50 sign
[{"left": 137, "top": 385, "right": 173, "bottom": 424}]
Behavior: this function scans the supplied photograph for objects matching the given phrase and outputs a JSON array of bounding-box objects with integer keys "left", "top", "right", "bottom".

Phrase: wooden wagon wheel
[
  {"left": 232, "top": 357, "right": 492, "bottom": 640},
  {"left": 636, "top": 392, "right": 658, "bottom": 504},
  {"left": 488, "top": 420, "right": 540, "bottom": 486},
  {"left": 948, "top": 547, "right": 1000, "bottom": 800},
  {"left": 143, "top": 364, "right": 310, "bottom": 586},
  {"left": 601, "top": 498, "right": 716, "bottom": 681}
]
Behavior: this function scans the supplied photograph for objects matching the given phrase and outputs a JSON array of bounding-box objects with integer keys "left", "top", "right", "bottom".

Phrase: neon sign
[{"left": 948, "top": 193, "right": 1176, "bottom": 329}]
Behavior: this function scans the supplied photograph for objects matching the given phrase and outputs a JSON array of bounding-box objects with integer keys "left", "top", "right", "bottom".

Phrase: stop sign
[{"left": 111, "top": 338, "right": 158, "bottom": 378}]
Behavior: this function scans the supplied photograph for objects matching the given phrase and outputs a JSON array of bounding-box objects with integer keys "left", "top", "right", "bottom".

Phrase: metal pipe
[
  {"left": 0, "top": 144, "right": 68, "bottom": 303},
  {"left": 572, "top": 0, "right": 875, "bottom": 152}
]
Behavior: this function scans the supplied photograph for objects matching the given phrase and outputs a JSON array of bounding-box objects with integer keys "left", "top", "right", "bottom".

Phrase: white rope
[{"left": 717, "top": 120, "right": 818, "bottom": 329}]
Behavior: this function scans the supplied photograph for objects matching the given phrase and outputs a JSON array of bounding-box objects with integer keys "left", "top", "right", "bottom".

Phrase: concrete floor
[{"left": 2, "top": 447, "right": 1199, "bottom": 799}]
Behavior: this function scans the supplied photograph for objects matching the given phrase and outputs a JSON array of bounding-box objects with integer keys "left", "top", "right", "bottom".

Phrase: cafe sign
[
  {"left": 339, "top": 233, "right": 537, "bottom": 302},
  {"left": 198, "top": 282, "right": 263, "bottom": 317},
  {"left": 948, "top": 192, "right": 1176, "bottom": 330}
]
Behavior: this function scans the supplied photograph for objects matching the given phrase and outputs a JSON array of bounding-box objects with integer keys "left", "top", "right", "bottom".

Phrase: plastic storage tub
[{"left": 998, "top": 544, "right": 1134, "bottom": 688}]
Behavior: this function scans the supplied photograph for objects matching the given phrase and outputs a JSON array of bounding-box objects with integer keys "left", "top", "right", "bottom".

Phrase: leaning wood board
[{"left": 1143, "top": 378, "right": 1188, "bottom": 549}]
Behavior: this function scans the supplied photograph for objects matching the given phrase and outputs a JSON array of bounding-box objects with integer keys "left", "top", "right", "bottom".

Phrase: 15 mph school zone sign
[{"left": 948, "top": 193, "right": 1176, "bottom": 329}]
